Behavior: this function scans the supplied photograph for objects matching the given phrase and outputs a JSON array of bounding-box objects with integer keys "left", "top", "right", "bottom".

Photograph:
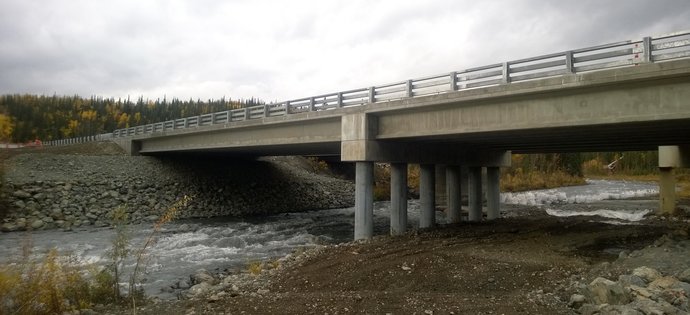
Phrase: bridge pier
[
  {"left": 486, "top": 167, "right": 501, "bottom": 220},
  {"left": 435, "top": 165, "right": 447, "bottom": 210},
  {"left": 419, "top": 164, "right": 436, "bottom": 228},
  {"left": 658, "top": 146, "right": 690, "bottom": 215},
  {"left": 468, "top": 166, "right": 483, "bottom": 222},
  {"left": 446, "top": 165, "right": 462, "bottom": 223},
  {"left": 390, "top": 162, "right": 408, "bottom": 235},
  {"left": 354, "top": 161, "right": 374, "bottom": 240}
]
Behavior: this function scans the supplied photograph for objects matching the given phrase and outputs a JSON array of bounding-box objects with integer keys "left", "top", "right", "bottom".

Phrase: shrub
[
  {"left": 0, "top": 248, "right": 104, "bottom": 314},
  {"left": 248, "top": 261, "right": 262, "bottom": 276}
]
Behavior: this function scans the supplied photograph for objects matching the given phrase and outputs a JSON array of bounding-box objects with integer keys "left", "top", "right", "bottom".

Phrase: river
[{"left": 0, "top": 179, "right": 659, "bottom": 299}]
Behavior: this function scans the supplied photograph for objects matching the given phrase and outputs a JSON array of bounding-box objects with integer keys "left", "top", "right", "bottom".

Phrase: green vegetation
[{"left": 0, "top": 94, "right": 265, "bottom": 142}]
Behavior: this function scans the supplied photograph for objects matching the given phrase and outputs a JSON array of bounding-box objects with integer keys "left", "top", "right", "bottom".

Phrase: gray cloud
[{"left": 1, "top": 0, "right": 688, "bottom": 101}]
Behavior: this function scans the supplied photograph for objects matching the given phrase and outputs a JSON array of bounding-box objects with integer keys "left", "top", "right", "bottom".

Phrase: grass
[
  {"left": 0, "top": 196, "right": 193, "bottom": 315},
  {"left": 248, "top": 261, "right": 263, "bottom": 276},
  {"left": 500, "top": 169, "right": 586, "bottom": 192},
  {"left": 0, "top": 247, "right": 111, "bottom": 314}
]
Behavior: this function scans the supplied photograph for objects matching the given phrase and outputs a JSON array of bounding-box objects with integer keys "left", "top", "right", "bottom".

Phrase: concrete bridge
[{"left": 67, "top": 31, "right": 690, "bottom": 240}]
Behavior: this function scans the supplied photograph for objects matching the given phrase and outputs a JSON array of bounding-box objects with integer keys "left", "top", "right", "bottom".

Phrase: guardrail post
[
  {"left": 285, "top": 101, "right": 291, "bottom": 115},
  {"left": 565, "top": 51, "right": 574, "bottom": 73},
  {"left": 184, "top": 118, "right": 189, "bottom": 128},
  {"left": 264, "top": 104, "right": 270, "bottom": 117},
  {"left": 502, "top": 62, "right": 510, "bottom": 84},
  {"left": 634, "top": 37, "right": 652, "bottom": 64},
  {"left": 245, "top": 107, "right": 251, "bottom": 120},
  {"left": 337, "top": 92, "right": 343, "bottom": 107},
  {"left": 449, "top": 71, "right": 458, "bottom": 91},
  {"left": 406, "top": 80, "right": 413, "bottom": 97},
  {"left": 309, "top": 97, "right": 315, "bottom": 111},
  {"left": 368, "top": 86, "right": 375, "bottom": 103}
]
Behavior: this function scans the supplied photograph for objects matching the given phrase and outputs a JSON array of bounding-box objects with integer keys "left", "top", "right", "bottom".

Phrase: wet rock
[
  {"left": 586, "top": 277, "right": 630, "bottom": 305},
  {"left": 177, "top": 279, "right": 191, "bottom": 289},
  {"left": 192, "top": 269, "right": 216, "bottom": 285},
  {"left": 633, "top": 266, "right": 662, "bottom": 283}
]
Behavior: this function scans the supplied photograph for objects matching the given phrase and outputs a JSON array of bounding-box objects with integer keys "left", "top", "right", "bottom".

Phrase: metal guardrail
[
  {"left": 44, "top": 133, "right": 113, "bottom": 146},
  {"left": 52, "top": 30, "right": 690, "bottom": 144}
]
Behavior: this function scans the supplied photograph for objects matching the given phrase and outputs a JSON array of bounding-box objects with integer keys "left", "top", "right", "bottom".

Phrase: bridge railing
[
  {"left": 44, "top": 133, "right": 114, "bottom": 146},
  {"left": 51, "top": 30, "right": 690, "bottom": 143}
]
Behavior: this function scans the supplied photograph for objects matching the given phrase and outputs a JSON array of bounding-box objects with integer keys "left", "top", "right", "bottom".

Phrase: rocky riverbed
[{"left": 0, "top": 142, "right": 355, "bottom": 232}]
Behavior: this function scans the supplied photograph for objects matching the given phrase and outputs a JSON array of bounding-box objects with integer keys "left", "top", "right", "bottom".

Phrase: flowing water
[{"left": 0, "top": 179, "right": 659, "bottom": 299}]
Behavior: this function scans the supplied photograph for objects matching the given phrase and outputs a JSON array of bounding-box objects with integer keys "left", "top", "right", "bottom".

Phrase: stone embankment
[
  {"left": 0, "top": 143, "right": 354, "bottom": 232},
  {"left": 563, "top": 234, "right": 690, "bottom": 314}
]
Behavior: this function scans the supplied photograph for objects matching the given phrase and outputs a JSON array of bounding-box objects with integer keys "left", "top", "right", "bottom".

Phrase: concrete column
[
  {"left": 658, "top": 145, "right": 690, "bottom": 215},
  {"left": 435, "top": 164, "right": 447, "bottom": 209},
  {"left": 390, "top": 163, "right": 408, "bottom": 235},
  {"left": 354, "top": 162, "right": 374, "bottom": 240},
  {"left": 446, "top": 165, "right": 462, "bottom": 223},
  {"left": 486, "top": 167, "right": 501, "bottom": 220},
  {"left": 659, "top": 167, "right": 676, "bottom": 215},
  {"left": 468, "top": 166, "right": 483, "bottom": 222},
  {"left": 419, "top": 164, "right": 436, "bottom": 228}
]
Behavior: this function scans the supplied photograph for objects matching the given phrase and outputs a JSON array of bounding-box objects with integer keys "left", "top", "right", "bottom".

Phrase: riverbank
[
  {"left": 0, "top": 142, "right": 355, "bottom": 232},
  {"left": 89, "top": 203, "right": 690, "bottom": 314}
]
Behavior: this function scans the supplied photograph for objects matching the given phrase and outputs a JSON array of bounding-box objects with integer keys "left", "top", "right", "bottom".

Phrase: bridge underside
[{"left": 384, "top": 118, "right": 690, "bottom": 154}]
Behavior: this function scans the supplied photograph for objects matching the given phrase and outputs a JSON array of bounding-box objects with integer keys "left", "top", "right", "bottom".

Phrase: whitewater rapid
[{"left": 0, "top": 179, "right": 659, "bottom": 299}]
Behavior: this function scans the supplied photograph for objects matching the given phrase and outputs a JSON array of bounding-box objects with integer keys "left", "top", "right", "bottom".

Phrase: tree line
[{"left": 0, "top": 94, "right": 265, "bottom": 142}]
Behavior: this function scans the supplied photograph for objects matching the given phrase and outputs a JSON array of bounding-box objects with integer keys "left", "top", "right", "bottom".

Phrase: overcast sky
[{"left": 1, "top": 0, "right": 689, "bottom": 102}]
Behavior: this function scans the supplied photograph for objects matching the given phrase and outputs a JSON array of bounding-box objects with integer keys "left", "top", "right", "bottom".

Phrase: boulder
[
  {"left": 619, "top": 274, "right": 647, "bottom": 288},
  {"left": 587, "top": 277, "right": 630, "bottom": 305},
  {"left": 191, "top": 269, "right": 216, "bottom": 285},
  {"left": 630, "top": 298, "right": 684, "bottom": 315},
  {"left": 30, "top": 219, "right": 45, "bottom": 230},
  {"left": 678, "top": 268, "right": 690, "bottom": 283},
  {"left": 0, "top": 223, "right": 18, "bottom": 233},
  {"left": 12, "top": 190, "right": 32, "bottom": 199},
  {"left": 633, "top": 266, "right": 662, "bottom": 283},
  {"left": 649, "top": 276, "right": 682, "bottom": 290},
  {"left": 188, "top": 282, "right": 212, "bottom": 297},
  {"left": 569, "top": 294, "right": 586, "bottom": 308}
]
